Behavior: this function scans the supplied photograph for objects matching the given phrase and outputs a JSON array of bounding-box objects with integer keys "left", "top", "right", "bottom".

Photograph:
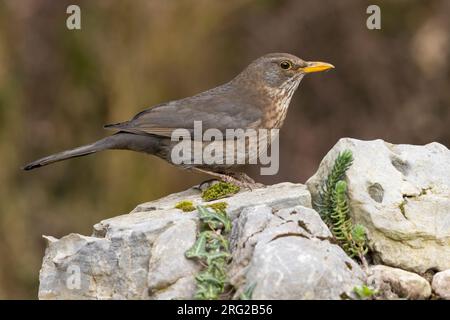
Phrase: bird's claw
[
  {"left": 195, "top": 179, "right": 221, "bottom": 191},
  {"left": 192, "top": 168, "right": 265, "bottom": 191},
  {"left": 220, "top": 172, "right": 265, "bottom": 191}
]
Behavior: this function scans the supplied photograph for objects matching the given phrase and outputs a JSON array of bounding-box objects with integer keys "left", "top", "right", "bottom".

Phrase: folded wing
[{"left": 105, "top": 86, "right": 262, "bottom": 138}]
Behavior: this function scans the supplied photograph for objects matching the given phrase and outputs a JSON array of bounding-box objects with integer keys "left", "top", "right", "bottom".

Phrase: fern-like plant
[
  {"left": 330, "top": 181, "right": 368, "bottom": 258},
  {"left": 317, "top": 150, "right": 353, "bottom": 223},
  {"left": 316, "top": 150, "right": 368, "bottom": 261},
  {"left": 185, "top": 205, "right": 231, "bottom": 300}
]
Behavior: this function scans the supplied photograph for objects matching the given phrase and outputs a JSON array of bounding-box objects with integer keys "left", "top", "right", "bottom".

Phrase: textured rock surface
[
  {"left": 229, "top": 205, "right": 365, "bottom": 299},
  {"left": 40, "top": 138, "right": 449, "bottom": 299},
  {"left": 367, "top": 265, "right": 431, "bottom": 299},
  {"left": 432, "top": 270, "right": 450, "bottom": 299},
  {"left": 43, "top": 182, "right": 362, "bottom": 299},
  {"left": 307, "top": 138, "right": 450, "bottom": 273},
  {"left": 39, "top": 182, "right": 365, "bottom": 300},
  {"left": 131, "top": 182, "right": 311, "bottom": 220}
]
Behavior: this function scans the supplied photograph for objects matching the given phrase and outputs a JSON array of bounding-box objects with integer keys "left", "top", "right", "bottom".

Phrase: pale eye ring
[{"left": 280, "top": 60, "right": 292, "bottom": 70}]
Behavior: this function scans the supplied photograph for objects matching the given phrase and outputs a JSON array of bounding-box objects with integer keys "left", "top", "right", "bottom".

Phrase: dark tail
[
  {"left": 23, "top": 133, "right": 160, "bottom": 171},
  {"left": 23, "top": 136, "right": 115, "bottom": 171}
]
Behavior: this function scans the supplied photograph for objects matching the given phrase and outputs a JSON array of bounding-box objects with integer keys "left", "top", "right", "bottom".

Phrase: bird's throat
[{"left": 263, "top": 79, "right": 301, "bottom": 129}]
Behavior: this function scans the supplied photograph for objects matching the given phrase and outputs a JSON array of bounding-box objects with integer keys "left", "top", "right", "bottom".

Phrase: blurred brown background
[{"left": 0, "top": 0, "right": 449, "bottom": 299}]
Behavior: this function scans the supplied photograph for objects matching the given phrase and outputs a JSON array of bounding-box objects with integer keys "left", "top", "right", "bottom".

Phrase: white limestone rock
[
  {"left": 39, "top": 183, "right": 321, "bottom": 300},
  {"left": 307, "top": 138, "right": 450, "bottom": 273},
  {"left": 368, "top": 265, "right": 431, "bottom": 299},
  {"left": 432, "top": 269, "right": 450, "bottom": 299},
  {"left": 229, "top": 205, "right": 365, "bottom": 299}
]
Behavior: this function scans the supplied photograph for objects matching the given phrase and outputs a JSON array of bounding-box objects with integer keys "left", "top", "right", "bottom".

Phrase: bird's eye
[{"left": 280, "top": 61, "right": 292, "bottom": 70}]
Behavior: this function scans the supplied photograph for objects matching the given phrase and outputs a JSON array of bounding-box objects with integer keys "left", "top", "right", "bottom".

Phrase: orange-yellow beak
[{"left": 300, "top": 61, "right": 335, "bottom": 73}]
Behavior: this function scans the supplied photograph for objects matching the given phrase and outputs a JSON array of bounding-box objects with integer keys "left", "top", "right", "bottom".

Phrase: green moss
[
  {"left": 175, "top": 200, "right": 195, "bottom": 212},
  {"left": 175, "top": 200, "right": 229, "bottom": 213},
  {"left": 207, "top": 202, "right": 228, "bottom": 212},
  {"left": 201, "top": 182, "right": 240, "bottom": 201}
]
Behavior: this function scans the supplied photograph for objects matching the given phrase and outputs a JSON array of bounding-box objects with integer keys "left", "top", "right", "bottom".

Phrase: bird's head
[{"left": 236, "top": 53, "right": 334, "bottom": 92}]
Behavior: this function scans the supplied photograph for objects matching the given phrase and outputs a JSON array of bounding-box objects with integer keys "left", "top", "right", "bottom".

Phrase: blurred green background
[{"left": 0, "top": 0, "right": 449, "bottom": 299}]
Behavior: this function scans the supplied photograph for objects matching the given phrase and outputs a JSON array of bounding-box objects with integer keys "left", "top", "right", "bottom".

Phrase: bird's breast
[{"left": 262, "top": 85, "right": 298, "bottom": 129}]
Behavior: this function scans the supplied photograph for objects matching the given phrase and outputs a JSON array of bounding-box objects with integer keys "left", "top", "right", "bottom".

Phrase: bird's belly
[{"left": 157, "top": 136, "right": 274, "bottom": 171}]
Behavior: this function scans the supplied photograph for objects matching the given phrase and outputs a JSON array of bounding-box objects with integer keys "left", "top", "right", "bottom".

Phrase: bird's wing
[{"left": 104, "top": 89, "right": 263, "bottom": 138}]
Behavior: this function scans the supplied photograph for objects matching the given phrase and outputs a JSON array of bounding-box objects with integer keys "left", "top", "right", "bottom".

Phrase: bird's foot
[
  {"left": 222, "top": 172, "right": 265, "bottom": 190},
  {"left": 192, "top": 168, "right": 264, "bottom": 191},
  {"left": 225, "top": 172, "right": 255, "bottom": 183},
  {"left": 195, "top": 175, "right": 249, "bottom": 191},
  {"left": 235, "top": 180, "right": 265, "bottom": 191},
  {"left": 195, "top": 179, "right": 221, "bottom": 192}
]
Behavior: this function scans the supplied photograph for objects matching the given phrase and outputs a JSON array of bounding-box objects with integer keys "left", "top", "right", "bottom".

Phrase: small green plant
[
  {"left": 174, "top": 200, "right": 196, "bottom": 212},
  {"left": 317, "top": 150, "right": 353, "bottom": 225},
  {"left": 240, "top": 283, "right": 256, "bottom": 300},
  {"left": 351, "top": 224, "right": 368, "bottom": 255},
  {"left": 316, "top": 150, "right": 368, "bottom": 261},
  {"left": 198, "top": 205, "right": 231, "bottom": 233},
  {"left": 202, "top": 182, "right": 240, "bottom": 201},
  {"left": 330, "top": 181, "right": 368, "bottom": 258},
  {"left": 353, "top": 285, "right": 377, "bottom": 299},
  {"left": 185, "top": 205, "right": 232, "bottom": 300}
]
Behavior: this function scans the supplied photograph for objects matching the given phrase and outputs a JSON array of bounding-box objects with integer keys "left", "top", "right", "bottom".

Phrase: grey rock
[
  {"left": 307, "top": 138, "right": 450, "bottom": 273},
  {"left": 368, "top": 265, "right": 431, "bottom": 299},
  {"left": 39, "top": 183, "right": 324, "bottom": 300},
  {"left": 432, "top": 269, "right": 450, "bottom": 299},
  {"left": 229, "top": 205, "right": 365, "bottom": 300},
  {"left": 246, "top": 237, "right": 363, "bottom": 300},
  {"left": 132, "top": 181, "right": 312, "bottom": 220},
  {"left": 147, "top": 219, "right": 201, "bottom": 294}
]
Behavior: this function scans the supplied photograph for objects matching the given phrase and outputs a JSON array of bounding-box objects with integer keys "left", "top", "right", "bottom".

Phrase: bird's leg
[
  {"left": 192, "top": 168, "right": 264, "bottom": 190},
  {"left": 224, "top": 171, "right": 265, "bottom": 189},
  {"left": 191, "top": 168, "right": 244, "bottom": 187},
  {"left": 195, "top": 178, "right": 220, "bottom": 191},
  {"left": 224, "top": 172, "right": 255, "bottom": 183}
]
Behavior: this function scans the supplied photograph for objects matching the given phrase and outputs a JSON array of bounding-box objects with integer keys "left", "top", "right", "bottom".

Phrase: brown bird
[{"left": 23, "top": 53, "right": 334, "bottom": 186}]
